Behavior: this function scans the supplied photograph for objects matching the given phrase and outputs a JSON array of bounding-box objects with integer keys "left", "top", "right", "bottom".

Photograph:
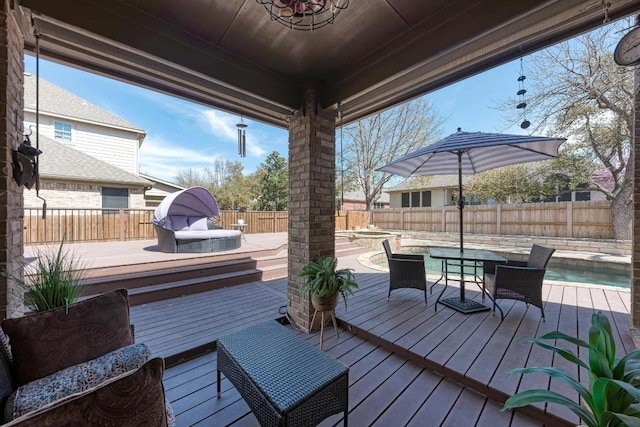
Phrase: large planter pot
[{"left": 311, "top": 292, "right": 339, "bottom": 312}]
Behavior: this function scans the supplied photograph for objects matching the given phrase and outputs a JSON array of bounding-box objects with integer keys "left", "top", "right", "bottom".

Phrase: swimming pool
[{"left": 374, "top": 251, "right": 630, "bottom": 289}]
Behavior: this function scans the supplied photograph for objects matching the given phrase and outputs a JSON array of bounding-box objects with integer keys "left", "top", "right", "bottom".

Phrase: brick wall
[
  {"left": 287, "top": 86, "right": 336, "bottom": 331},
  {"left": 23, "top": 181, "right": 147, "bottom": 209},
  {"left": 0, "top": 0, "right": 25, "bottom": 319}
]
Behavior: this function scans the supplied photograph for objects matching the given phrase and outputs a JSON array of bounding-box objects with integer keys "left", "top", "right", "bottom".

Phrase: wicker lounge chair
[
  {"left": 483, "top": 244, "right": 555, "bottom": 320},
  {"left": 382, "top": 239, "right": 427, "bottom": 303},
  {"left": 152, "top": 187, "right": 241, "bottom": 253}
]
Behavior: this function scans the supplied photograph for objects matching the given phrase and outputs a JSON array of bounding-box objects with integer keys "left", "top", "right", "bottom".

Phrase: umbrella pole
[{"left": 457, "top": 151, "right": 465, "bottom": 302}]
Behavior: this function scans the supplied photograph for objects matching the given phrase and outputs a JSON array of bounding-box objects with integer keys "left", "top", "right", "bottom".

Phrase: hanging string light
[
  {"left": 516, "top": 58, "right": 530, "bottom": 129},
  {"left": 236, "top": 118, "right": 247, "bottom": 158}
]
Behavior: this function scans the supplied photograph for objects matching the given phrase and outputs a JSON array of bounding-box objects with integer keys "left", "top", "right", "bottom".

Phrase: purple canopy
[{"left": 153, "top": 187, "right": 220, "bottom": 224}]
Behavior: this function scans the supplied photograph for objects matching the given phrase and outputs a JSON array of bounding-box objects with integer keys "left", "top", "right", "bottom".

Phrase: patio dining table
[{"left": 428, "top": 247, "right": 507, "bottom": 314}]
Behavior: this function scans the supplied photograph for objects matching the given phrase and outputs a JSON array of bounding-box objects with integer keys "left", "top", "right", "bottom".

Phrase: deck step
[
  {"left": 128, "top": 269, "right": 263, "bottom": 305},
  {"left": 82, "top": 258, "right": 263, "bottom": 294},
  {"left": 79, "top": 239, "right": 366, "bottom": 305}
]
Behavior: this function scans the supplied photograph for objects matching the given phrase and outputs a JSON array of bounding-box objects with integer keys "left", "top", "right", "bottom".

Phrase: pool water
[{"left": 378, "top": 254, "right": 630, "bottom": 289}]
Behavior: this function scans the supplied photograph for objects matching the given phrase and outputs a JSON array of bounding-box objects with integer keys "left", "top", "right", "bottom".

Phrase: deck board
[
  {"left": 145, "top": 252, "right": 630, "bottom": 426},
  {"left": 164, "top": 326, "right": 544, "bottom": 427}
]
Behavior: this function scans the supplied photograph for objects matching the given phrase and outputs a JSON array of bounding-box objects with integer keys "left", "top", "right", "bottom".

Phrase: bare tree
[
  {"left": 499, "top": 19, "right": 634, "bottom": 239},
  {"left": 341, "top": 97, "right": 445, "bottom": 210}
]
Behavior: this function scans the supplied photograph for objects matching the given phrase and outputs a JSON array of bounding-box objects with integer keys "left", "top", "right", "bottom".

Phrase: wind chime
[
  {"left": 516, "top": 58, "right": 530, "bottom": 129},
  {"left": 236, "top": 118, "right": 247, "bottom": 158}
]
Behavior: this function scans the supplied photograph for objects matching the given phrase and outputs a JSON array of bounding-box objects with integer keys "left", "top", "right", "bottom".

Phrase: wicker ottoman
[{"left": 217, "top": 321, "right": 349, "bottom": 426}]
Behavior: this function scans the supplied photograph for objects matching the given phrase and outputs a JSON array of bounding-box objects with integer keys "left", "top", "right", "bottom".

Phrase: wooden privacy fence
[
  {"left": 369, "top": 200, "right": 613, "bottom": 239},
  {"left": 22, "top": 209, "right": 371, "bottom": 245},
  {"left": 22, "top": 201, "right": 612, "bottom": 245}
]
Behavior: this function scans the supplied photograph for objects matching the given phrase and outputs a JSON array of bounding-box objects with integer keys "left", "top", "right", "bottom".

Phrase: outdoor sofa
[{"left": 0, "top": 289, "right": 174, "bottom": 426}]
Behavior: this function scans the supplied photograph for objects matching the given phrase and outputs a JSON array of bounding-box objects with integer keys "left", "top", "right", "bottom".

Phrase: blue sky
[{"left": 24, "top": 55, "right": 526, "bottom": 182}]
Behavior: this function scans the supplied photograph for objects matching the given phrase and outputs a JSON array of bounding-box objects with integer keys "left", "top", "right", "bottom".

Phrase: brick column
[
  {"left": 287, "top": 85, "right": 336, "bottom": 332},
  {"left": 632, "top": 65, "right": 640, "bottom": 344},
  {"left": 0, "top": 0, "right": 25, "bottom": 319}
]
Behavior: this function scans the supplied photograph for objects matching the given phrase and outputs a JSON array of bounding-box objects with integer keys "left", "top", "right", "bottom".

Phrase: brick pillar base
[
  {"left": 287, "top": 86, "right": 335, "bottom": 332},
  {"left": 0, "top": 0, "right": 25, "bottom": 319}
]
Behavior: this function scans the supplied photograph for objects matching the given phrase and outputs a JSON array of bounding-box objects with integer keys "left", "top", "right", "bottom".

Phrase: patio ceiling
[{"left": 15, "top": 0, "right": 640, "bottom": 128}]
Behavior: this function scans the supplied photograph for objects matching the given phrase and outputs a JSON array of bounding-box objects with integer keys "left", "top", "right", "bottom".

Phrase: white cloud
[
  {"left": 201, "top": 110, "right": 268, "bottom": 158},
  {"left": 139, "top": 134, "right": 221, "bottom": 181}
]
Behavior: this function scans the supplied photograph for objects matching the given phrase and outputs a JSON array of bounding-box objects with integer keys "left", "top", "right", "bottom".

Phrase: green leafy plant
[
  {"left": 299, "top": 257, "right": 358, "bottom": 311},
  {"left": 503, "top": 311, "right": 640, "bottom": 427},
  {"left": 10, "top": 241, "right": 86, "bottom": 313}
]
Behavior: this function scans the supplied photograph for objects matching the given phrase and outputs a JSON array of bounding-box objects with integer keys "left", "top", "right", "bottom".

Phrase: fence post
[
  {"left": 496, "top": 204, "right": 501, "bottom": 235},
  {"left": 566, "top": 202, "right": 573, "bottom": 238},
  {"left": 442, "top": 207, "right": 446, "bottom": 232},
  {"left": 273, "top": 210, "right": 277, "bottom": 233},
  {"left": 119, "top": 209, "right": 125, "bottom": 241}
]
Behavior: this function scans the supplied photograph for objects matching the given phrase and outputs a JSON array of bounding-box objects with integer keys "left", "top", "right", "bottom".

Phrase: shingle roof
[
  {"left": 386, "top": 175, "right": 474, "bottom": 192},
  {"left": 342, "top": 191, "right": 389, "bottom": 203},
  {"left": 23, "top": 74, "right": 143, "bottom": 132},
  {"left": 35, "top": 135, "right": 152, "bottom": 187}
]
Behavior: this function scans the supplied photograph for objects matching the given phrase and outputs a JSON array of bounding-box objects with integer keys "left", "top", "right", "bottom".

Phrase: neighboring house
[
  {"left": 338, "top": 191, "right": 389, "bottom": 210},
  {"left": 23, "top": 136, "right": 152, "bottom": 209},
  {"left": 22, "top": 74, "right": 154, "bottom": 210},
  {"left": 140, "top": 174, "right": 184, "bottom": 208},
  {"left": 387, "top": 175, "right": 473, "bottom": 208},
  {"left": 387, "top": 174, "right": 606, "bottom": 209}
]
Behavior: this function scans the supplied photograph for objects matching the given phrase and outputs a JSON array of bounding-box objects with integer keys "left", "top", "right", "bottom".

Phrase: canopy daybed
[{"left": 152, "top": 187, "right": 241, "bottom": 253}]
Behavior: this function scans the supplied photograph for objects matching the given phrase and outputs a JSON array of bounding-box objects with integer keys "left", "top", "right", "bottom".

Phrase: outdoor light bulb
[{"left": 279, "top": 7, "right": 294, "bottom": 17}]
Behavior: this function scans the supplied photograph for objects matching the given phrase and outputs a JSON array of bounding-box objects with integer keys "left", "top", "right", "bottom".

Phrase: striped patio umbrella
[{"left": 377, "top": 129, "right": 566, "bottom": 252}]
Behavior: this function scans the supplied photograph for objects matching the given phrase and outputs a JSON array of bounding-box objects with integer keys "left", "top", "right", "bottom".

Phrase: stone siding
[{"left": 24, "top": 181, "right": 147, "bottom": 209}]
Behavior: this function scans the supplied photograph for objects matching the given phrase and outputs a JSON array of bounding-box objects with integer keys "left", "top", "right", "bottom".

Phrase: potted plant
[
  {"left": 9, "top": 240, "right": 86, "bottom": 313},
  {"left": 299, "top": 257, "right": 358, "bottom": 312},
  {"left": 503, "top": 311, "right": 640, "bottom": 426}
]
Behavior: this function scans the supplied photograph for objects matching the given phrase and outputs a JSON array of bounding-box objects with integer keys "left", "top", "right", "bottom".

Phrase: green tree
[
  {"left": 498, "top": 20, "right": 633, "bottom": 239},
  {"left": 341, "top": 97, "right": 445, "bottom": 210},
  {"left": 466, "top": 154, "right": 594, "bottom": 203},
  {"left": 254, "top": 151, "right": 288, "bottom": 210},
  {"left": 175, "top": 160, "right": 257, "bottom": 210},
  {"left": 215, "top": 162, "right": 254, "bottom": 210},
  {"left": 466, "top": 164, "right": 544, "bottom": 203}
]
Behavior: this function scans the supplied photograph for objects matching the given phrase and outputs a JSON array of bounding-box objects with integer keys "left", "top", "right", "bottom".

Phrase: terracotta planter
[{"left": 311, "top": 292, "right": 339, "bottom": 312}]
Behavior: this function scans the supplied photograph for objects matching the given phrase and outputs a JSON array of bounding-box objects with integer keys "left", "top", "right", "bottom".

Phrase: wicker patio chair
[
  {"left": 483, "top": 244, "right": 555, "bottom": 320},
  {"left": 382, "top": 239, "right": 427, "bottom": 303}
]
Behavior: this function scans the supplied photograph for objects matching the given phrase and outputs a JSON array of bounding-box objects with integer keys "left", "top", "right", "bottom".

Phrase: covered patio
[
  {"left": 0, "top": 1, "right": 639, "bottom": 425},
  {"left": 140, "top": 249, "right": 630, "bottom": 426}
]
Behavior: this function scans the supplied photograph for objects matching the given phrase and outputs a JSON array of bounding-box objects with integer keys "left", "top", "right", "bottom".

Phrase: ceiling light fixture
[{"left": 256, "top": 0, "right": 349, "bottom": 31}]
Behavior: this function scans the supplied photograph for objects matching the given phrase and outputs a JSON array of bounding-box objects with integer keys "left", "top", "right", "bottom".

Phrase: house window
[
  {"left": 54, "top": 121, "right": 72, "bottom": 142},
  {"left": 421, "top": 191, "right": 432, "bottom": 207},
  {"left": 557, "top": 189, "right": 572, "bottom": 202},
  {"left": 575, "top": 183, "right": 591, "bottom": 201},
  {"left": 102, "top": 187, "right": 128, "bottom": 213},
  {"left": 411, "top": 192, "right": 420, "bottom": 207},
  {"left": 373, "top": 202, "right": 385, "bottom": 209},
  {"left": 401, "top": 192, "right": 410, "bottom": 207}
]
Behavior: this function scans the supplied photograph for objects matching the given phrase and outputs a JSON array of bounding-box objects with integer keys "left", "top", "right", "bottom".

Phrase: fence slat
[{"left": 22, "top": 200, "right": 613, "bottom": 245}]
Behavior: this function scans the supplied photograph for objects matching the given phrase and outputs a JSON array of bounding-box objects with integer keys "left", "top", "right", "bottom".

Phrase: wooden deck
[{"left": 133, "top": 253, "right": 632, "bottom": 426}]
